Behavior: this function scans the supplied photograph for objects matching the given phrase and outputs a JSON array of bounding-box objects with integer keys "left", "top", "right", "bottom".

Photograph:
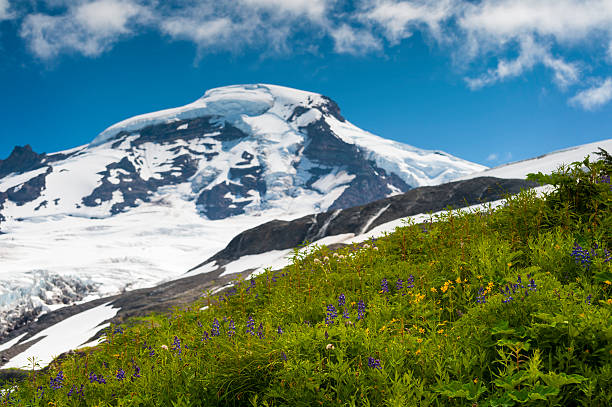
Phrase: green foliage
[{"left": 2, "top": 153, "right": 611, "bottom": 406}]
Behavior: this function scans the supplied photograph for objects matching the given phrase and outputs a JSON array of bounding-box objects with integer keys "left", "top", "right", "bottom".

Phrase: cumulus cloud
[
  {"left": 0, "top": 0, "right": 13, "bottom": 21},
  {"left": 20, "top": 0, "right": 147, "bottom": 59},
  {"left": 10, "top": 0, "right": 612, "bottom": 108},
  {"left": 569, "top": 78, "right": 612, "bottom": 110},
  {"left": 331, "top": 24, "right": 381, "bottom": 55}
]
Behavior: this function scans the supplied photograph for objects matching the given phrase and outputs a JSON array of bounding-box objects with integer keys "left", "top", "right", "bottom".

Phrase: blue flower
[
  {"left": 257, "top": 323, "right": 265, "bottom": 339},
  {"left": 381, "top": 278, "right": 389, "bottom": 293},
  {"left": 49, "top": 371, "right": 64, "bottom": 390},
  {"left": 211, "top": 318, "right": 220, "bottom": 337},
  {"left": 326, "top": 304, "right": 338, "bottom": 325},
  {"left": 338, "top": 293, "right": 346, "bottom": 307},
  {"left": 172, "top": 336, "right": 182, "bottom": 354},
  {"left": 246, "top": 316, "right": 255, "bottom": 336},
  {"left": 116, "top": 369, "right": 125, "bottom": 381},
  {"left": 368, "top": 357, "right": 382, "bottom": 370},
  {"left": 277, "top": 325, "right": 283, "bottom": 335},
  {"left": 357, "top": 300, "right": 366, "bottom": 320},
  {"left": 228, "top": 318, "right": 235, "bottom": 338},
  {"left": 406, "top": 275, "right": 415, "bottom": 289}
]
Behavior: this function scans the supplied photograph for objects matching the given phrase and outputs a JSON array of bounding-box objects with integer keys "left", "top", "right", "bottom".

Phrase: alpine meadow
[{"left": 1, "top": 150, "right": 610, "bottom": 406}]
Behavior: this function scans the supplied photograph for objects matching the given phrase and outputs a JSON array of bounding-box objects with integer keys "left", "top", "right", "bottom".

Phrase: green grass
[{"left": 1, "top": 154, "right": 611, "bottom": 406}]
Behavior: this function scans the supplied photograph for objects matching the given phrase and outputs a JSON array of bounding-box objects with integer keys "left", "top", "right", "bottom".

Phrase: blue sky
[{"left": 0, "top": 0, "right": 611, "bottom": 166}]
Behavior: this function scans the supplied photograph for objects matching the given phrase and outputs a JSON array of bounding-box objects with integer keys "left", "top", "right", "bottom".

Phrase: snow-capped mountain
[
  {"left": 0, "top": 84, "right": 485, "bottom": 338},
  {"left": 0, "top": 84, "right": 484, "bottom": 223}
]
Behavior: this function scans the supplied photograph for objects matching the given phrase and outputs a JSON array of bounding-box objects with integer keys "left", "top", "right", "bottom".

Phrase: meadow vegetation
[{"left": 1, "top": 151, "right": 611, "bottom": 406}]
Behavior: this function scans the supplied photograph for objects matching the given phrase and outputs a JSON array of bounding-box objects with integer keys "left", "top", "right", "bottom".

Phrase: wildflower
[
  {"left": 246, "top": 316, "right": 255, "bottom": 335},
  {"left": 455, "top": 277, "right": 462, "bottom": 284},
  {"left": 368, "top": 357, "right": 382, "bottom": 370},
  {"left": 571, "top": 242, "right": 592, "bottom": 269},
  {"left": 281, "top": 352, "right": 288, "bottom": 361},
  {"left": 228, "top": 318, "right": 235, "bottom": 338},
  {"left": 406, "top": 275, "right": 415, "bottom": 289},
  {"left": 437, "top": 329, "right": 444, "bottom": 334},
  {"left": 357, "top": 300, "right": 366, "bottom": 320},
  {"left": 211, "top": 318, "right": 220, "bottom": 337},
  {"left": 343, "top": 308, "right": 350, "bottom": 320},
  {"left": 418, "top": 328, "right": 425, "bottom": 334},
  {"left": 338, "top": 293, "right": 346, "bottom": 307},
  {"left": 49, "top": 371, "right": 64, "bottom": 390},
  {"left": 585, "top": 295, "right": 592, "bottom": 305},
  {"left": 476, "top": 287, "right": 486, "bottom": 304},
  {"left": 116, "top": 369, "right": 125, "bottom": 381},
  {"left": 89, "top": 372, "right": 106, "bottom": 384},
  {"left": 430, "top": 287, "right": 437, "bottom": 293},
  {"left": 277, "top": 325, "right": 283, "bottom": 335},
  {"left": 326, "top": 304, "right": 338, "bottom": 325},
  {"left": 396, "top": 279, "right": 403, "bottom": 291},
  {"left": 201, "top": 331, "right": 210, "bottom": 342},
  {"left": 161, "top": 344, "right": 168, "bottom": 350},
  {"left": 314, "top": 258, "right": 322, "bottom": 265},
  {"left": 172, "top": 336, "right": 182, "bottom": 355},
  {"left": 113, "top": 326, "right": 124, "bottom": 335},
  {"left": 257, "top": 323, "right": 265, "bottom": 339},
  {"left": 380, "top": 279, "right": 389, "bottom": 294},
  {"left": 326, "top": 343, "right": 335, "bottom": 350},
  {"left": 325, "top": 330, "right": 329, "bottom": 340},
  {"left": 148, "top": 346, "right": 155, "bottom": 357},
  {"left": 132, "top": 365, "right": 141, "bottom": 379},
  {"left": 416, "top": 338, "right": 423, "bottom": 343}
]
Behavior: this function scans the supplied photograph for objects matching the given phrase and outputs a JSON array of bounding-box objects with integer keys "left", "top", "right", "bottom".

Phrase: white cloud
[
  {"left": 362, "top": 0, "right": 457, "bottom": 43},
  {"left": 0, "top": 0, "right": 13, "bottom": 21},
  {"left": 20, "top": 0, "right": 147, "bottom": 59},
  {"left": 569, "top": 78, "right": 612, "bottom": 110},
  {"left": 331, "top": 24, "right": 381, "bottom": 55},
  {"left": 486, "top": 153, "right": 498, "bottom": 161},
  {"left": 240, "top": 0, "right": 330, "bottom": 20},
  {"left": 10, "top": 0, "right": 612, "bottom": 108},
  {"left": 465, "top": 36, "right": 579, "bottom": 90}
]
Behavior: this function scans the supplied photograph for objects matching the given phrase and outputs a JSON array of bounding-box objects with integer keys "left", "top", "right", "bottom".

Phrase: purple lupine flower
[
  {"left": 396, "top": 279, "right": 403, "bottom": 291},
  {"left": 246, "top": 316, "right": 255, "bottom": 335},
  {"left": 571, "top": 242, "right": 592, "bottom": 269},
  {"left": 116, "top": 369, "right": 125, "bottom": 381},
  {"left": 368, "top": 357, "right": 382, "bottom": 370},
  {"left": 357, "top": 300, "right": 366, "bottom": 320},
  {"left": 211, "top": 318, "right": 220, "bottom": 337},
  {"left": 476, "top": 287, "right": 486, "bottom": 304},
  {"left": 325, "top": 330, "right": 329, "bottom": 340},
  {"left": 343, "top": 309, "right": 350, "bottom": 319},
  {"left": 277, "top": 325, "right": 283, "bottom": 335},
  {"left": 585, "top": 294, "right": 592, "bottom": 305},
  {"left": 172, "top": 336, "right": 182, "bottom": 354},
  {"left": 49, "top": 371, "right": 64, "bottom": 390},
  {"left": 338, "top": 293, "right": 346, "bottom": 307},
  {"left": 381, "top": 278, "right": 389, "bottom": 293},
  {"left": 228, "top": 318, "right": 235, "bottom": 338},
  {"left": 113, "top": 326, "right": 124, "bottom": 334},
  {"left": 201, "top": 331, "right": 210, "bottom": 342},
  {"left": 406, "top": 275, "right": 415, "bottom": 289},
  {"left": 257, "top": 323, "right": 265, "bottom": 339},
  {"left": 281, "top": 352, "right": 287, "bottom": 361},
  {"left": 148, "top": 346, "right": 155, "bottom": 357},
  {"left": 326, "top": 304, "right": 338, "bottom": 325},
  {"left": 132, "top": 365, "right": 141, "bottom": 379}
]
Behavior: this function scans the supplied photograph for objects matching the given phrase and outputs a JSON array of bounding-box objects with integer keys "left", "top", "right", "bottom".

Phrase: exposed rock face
[
  {"left": 199, "top": 177, "right": 538, "bottom": 267},
  {"left": 0, "top": 145, "right": 46, "bottom": 178}
]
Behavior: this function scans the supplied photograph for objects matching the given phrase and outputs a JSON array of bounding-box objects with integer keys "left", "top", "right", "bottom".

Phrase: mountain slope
[{"left": 0, "top": 84, "right": 486, "bottom": 339}]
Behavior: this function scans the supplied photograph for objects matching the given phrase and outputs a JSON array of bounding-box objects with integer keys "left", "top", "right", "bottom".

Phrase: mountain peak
[{"left": 92, "top": 84, "right": 342, "bottom": 146}]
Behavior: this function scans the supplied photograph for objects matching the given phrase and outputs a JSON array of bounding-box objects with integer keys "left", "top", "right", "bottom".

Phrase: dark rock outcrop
[{"left": 198, "top": 177, "right": 537, "bottom": 267}]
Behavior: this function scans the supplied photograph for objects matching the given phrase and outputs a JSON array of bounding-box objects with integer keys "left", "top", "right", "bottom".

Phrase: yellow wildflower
[
  {"left": 455, "top": 277, "right": 462, "bottom": 284},
  {"left": 417, "top": 338, "right": 423, "bottom": 343},
  {"left": 430, "top": 287, "right": 438, "bottom": 293},
  {"left": 419, "top": 328, "right": 425, "bottom": 334},
  {"left": 437, "top": 329, "right": 444, "bottom": 334},
  {"left": 415, "top": 349, "right": 422, "bottom": 355},
  {"left": 605, "top": 280, "right": 611, "bottom": 285}
]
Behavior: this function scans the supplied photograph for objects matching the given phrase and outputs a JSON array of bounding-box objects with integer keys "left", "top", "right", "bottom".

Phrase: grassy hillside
[{"left": 1, "top": 153, "right": 611, "bottom": 406}]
